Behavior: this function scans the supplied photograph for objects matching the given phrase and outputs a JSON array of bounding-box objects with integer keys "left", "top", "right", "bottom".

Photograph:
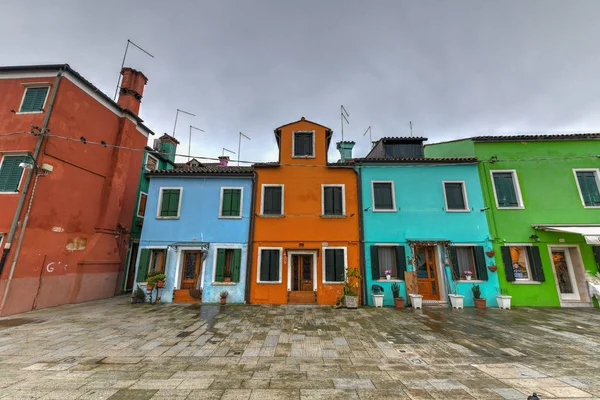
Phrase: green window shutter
[
  {"left": 294, "top": 133, "right": 313, "bottom": 156},
  {"left": 373, "top": 183, "right": 393, "bottom": 210},
  {"left": 324, "top": 187, "right": 333, "bottom": 215},
  {"left": 448, "top": 246, "right": 460, "bottom": 280},
  {"left": 169, "top": 190, "right": 180, "bottom": 215},
  {"left": 323, "top": 187, "right": 343, "bottom": 216},
  {"left": 527, "top": 246, "right": 545, "bottom": 282},
  {"left": 269, "top": 250, "right": 280, "bottom": 281},
  {"left": 474, "top": 246, "right": 488, "bottom": 281},
  {"left": 444, "top": 183, "right": 466, "bottom": 210},
  {"left": 260, "top": 250, "right": 271, "bottom": 281},
  {"left": 20, "top": 87, "right": 49, "bottom": 112},
  {"left": 136, "top": 249, "right": 151, "bottom": 282},
  {"left": 232, "top": 249, "right": 241, "bottom": 282},
  {"left": 222, "top": 189, "right": 233, "bottom": 216},
  {"left": 592, "top": 246, "right": 600, "bottom": 271},
  {"left": 334, "top": 249, "right": 345, "bottom": 282},
  {"left": 215, "top": 249, "right": 226, "bottom": 282},
  {"left": 0, "top": 156, "right": 25, "bottom": 192},
  {"left": 576, "top": 171, "right": 600, "bottom": 207},
  {"left": 395, "top": 246, "right": 407, "bottom": 280},
  {"left": 493, "top": 173, "right": 519, "bottom": 207},
  {"left": 264, "top": 187, "right": 282, "bottom": 215},
  {"left": 370, "top": 246, "right": 379, "bottom": 280},
  {"left": 325, "top": 249, "right": 335, "bottom": 282},
  {"left": 160, "top": 189, "right": 181, "bottom": 217},
  {"left": 231, "top": 189, "right": 241, "bottom": 216},
  {"left": 501, "top": 246, "right": 515, "bottom": 282}
]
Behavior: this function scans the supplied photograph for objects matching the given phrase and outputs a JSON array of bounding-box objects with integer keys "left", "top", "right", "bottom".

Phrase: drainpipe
[
  {"left": 0, "top": 67, "right": 64, "bottom": 277},
  {"left": 356, "top": 166, "right": 368, "bottom": 305},
  {"left": 244, "top": 171, "right": 257, "bottom": 304}
]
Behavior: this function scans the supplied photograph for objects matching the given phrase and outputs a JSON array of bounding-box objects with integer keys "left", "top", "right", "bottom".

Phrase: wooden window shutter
[
  {"left": 232, "top": 249, "right": 241, "bottom": 282},
  {"left": 260, "top": 250, "right": 271, "bottom": 281},
  {"left": 370, "top": 246, "right": 379, "bottom": 280},
  {"left": 169, "top": 190, "right": 180, "bottom": 215},
  {"left": 501, "top": 246, "right": 515, "bottom": 282},
  {"left": 324, "top": 187, "right": 333, "bottom": 215},
  {"left": 270, "top": 250, "right": 280, "bottom": 281},
  {"left": 215, "top": 249, "right": 226, "bottom": 282},
  {"left": 20, "top": 87, "right": 48, "bottom": 112},
  {"left": 264, "top": 187, "right": 282, "bottom": 215},
  {"left": 444, "top": 183, "right": 466, "bottom": 210},
  {"left": 527, "top": 246, "right": 545, "bottom": 282},
  {"left": 334, "top": 249, "right": 345, "bottom": 282},
  {"left": 447, "top": 246, "right": 460, "bottom": 280},
  {"left": 136, "top": 249, "right": 151, "bottom": 282},
  {"left": 576, "top": 171, "right": 600, "bottom": 206},
  {"left": 325, "top": 249, "right": 335, "bottom": 282},
  {"left": 231, "top": 190, "right": 241, "bottom": 216},
  {"left": 0, "top": 156, "right": 25, "bottom": 192},
  {"left": 395, "top": 246, "right": 407, "bottom": 280},
  {"left": 474, "top": 246, "right": 488, "bottom": 281},
  {"left": 493, "top": 173, "right": 519, "bottom": 207},
  {"left": 222, "top": 189, "right": 232, "bottom": 216},
  {"left": 593, "top": 246, "right": 600, "bottom": 271}
]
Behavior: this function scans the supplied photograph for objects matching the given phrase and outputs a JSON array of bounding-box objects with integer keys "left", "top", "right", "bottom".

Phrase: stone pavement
[{"left": 0, "top": 297, "right": 599, "bottom": 399}]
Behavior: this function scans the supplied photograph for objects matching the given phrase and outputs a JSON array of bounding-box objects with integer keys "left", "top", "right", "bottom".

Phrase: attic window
[
  {"left": 146, "top": 154, "right": 159, "bottom": 171},
  {"left": 188, "top": 159, "right": 201, "bottom": 168},
  {"left": 383, "top": 143, "right": 423, "bottom": 159},
  {"left": 293, "top": 132, "right": 314, "bottom": 157}
]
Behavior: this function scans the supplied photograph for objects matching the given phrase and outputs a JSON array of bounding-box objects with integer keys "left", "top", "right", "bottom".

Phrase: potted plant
[
  {"left": 371, "top": 285, "right": 384, "bottom": 308},
  {"left": 463, "top": 270, "right": 473, "bottom": 281},
  {"left": 131, "top": 286, "right": 146, "bottom": 304},
  {"left": 384, "top": 269, "right": 392, "bottom": 280},
  {"left": 344, "top": 267, "right": 361, "bottom": 309},
  {"left": 472, "top": 285, "right": 486, "bottom": 309},
  {"left": 149, "top": 273, "right": 166, "bottom": 288},
  {"left": 391, "top": 283, "right": 404, "bottom": 309},
  {"left": 146, "top": 282, "right": 154, "bottom": 291},
  {"left": 496, "top": 287, "right": 512, "bottom": 309},
  {"left": 488, "top": 265, "right": 498, "bottom": 273},
  {"left": 485, "top": 250, "right": 495, "bottom": 257},
  {"left": 220, "top": 291, "right": 229, "bottom": 305}
]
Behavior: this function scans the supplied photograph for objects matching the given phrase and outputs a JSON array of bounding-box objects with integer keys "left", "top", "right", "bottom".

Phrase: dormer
[
  {"left": 274, "top": 117, "right": 333, "bottom": 165},
  {"left": 365, "top": 137, "right": 427, "bottom": 159}
]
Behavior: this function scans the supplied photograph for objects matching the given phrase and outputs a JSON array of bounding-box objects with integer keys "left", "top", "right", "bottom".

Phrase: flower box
[
  {"left": 372, "top": 294, "right": 384, "bottom": 308},
  {"left": 408, "top": 294, "right": 423, "bottom": 309},
  {"left": 496, "top": 295, "right": 512, "bottom": 310},
  {"left": 448, "top": 294, "right": 464, "bottom": 309}
]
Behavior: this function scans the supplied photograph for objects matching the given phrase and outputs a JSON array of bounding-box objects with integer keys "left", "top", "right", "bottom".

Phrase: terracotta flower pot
[
  {"left": 146, "top": 284, "right": 154, "bottom": 291},
  {"left": 486, "top": 250, "right": 495, "bottom": 257},
  {"left": 157, "top": 280, "right": 165, "bottom": 288},
  {"left": 224, "top": 277, "right": 232, "bottom": 282},
  {"left": 394, "top": 297, "right": 405, "bottom": 309},
  {"left": 220, "top": 298, "right": 226, "bottom": 305},
  {"left": 488, "top": 265, "right": 498, "bottom": 273},
  {"left": 474, "top": 298, "right": 486, "bottom": 309}
]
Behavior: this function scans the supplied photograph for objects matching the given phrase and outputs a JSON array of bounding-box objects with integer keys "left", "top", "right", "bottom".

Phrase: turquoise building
[
  {"left": 132, "top": 157, "right": 254, "bottom": 303},
  {"left": 355, "top": 137, "right": 499, "bottom": 307}
]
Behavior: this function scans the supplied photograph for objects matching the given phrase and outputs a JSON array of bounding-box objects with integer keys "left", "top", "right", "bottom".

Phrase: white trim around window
[
  {"left": 322, "top": 246, "right": 348, "bottom": 284},
  {"left": 16, "top": 84, "right": 51, "bottom": 114},
  {"left": 442, "top": 180, "right": 470, "bottom": 212},
  {"left": 256, "top": 247, "right": 283, "bottom": 284},
  {"left": 156, "top": 187, "right": 183, "bottom": 219},
  {"left": 145, "top": 154, "right": 159, "bottom": 172},
  {"left": 504, "top": 244, "right": 533, "bottom": 282},
  {"left": 260, "top": 184, "right": 284, "bottom": 216},
  {"left": 490, "top": 169, "right": 525, "bottom": 210},
  {"left": 0, "top": 152, "right": 28, "bottom": 194},
  {"left": 371, "top": 180, "right": 397, "bottom": 212},
  {"left": 321, "top": 184, "right": 346, "bottom": 216},
  {"left": 572, "top": 168, "right": 600, "bottom": 209},
  {"left": 137, "top": 192, "right": 148, "bottom": 218},
  {"left": 219, "top": 187, "right": 244, "bottom": 219},
  {"left": 291, "top": 130, "right": 316, "bottom": 158},
  {"left": 211, "top": 245, "right": 241, "bottom": 285}
]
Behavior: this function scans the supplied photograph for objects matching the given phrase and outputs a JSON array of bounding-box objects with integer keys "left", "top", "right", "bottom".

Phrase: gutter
[
  {"left": 356, "top": 166, "right": 368, "bottom": 305},
  {"left": 244, "top": 171, "right": 257, "bottom": 304}
]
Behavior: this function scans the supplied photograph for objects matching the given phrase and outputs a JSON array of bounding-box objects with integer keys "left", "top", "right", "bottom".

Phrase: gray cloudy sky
[{"left": 2, "top": 1, "right": 600, "bottom": 162}]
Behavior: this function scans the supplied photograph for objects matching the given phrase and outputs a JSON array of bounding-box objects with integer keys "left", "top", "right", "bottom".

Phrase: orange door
[
  {"left": 181, "top": 251, "right": 202, "bottom": 290},
  {"left": 416, "top": 246, "right": 440, "bottom": 300},
  {"left": 292, "top": 254, "right": 313, "bottom": 291}
]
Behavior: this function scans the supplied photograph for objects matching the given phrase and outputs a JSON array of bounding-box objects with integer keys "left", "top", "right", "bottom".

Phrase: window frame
[
  {"left": 256, "top": 247, "right": 283, "bottom": 284},
  {"left": 442, "top": 180, "right": 470, "bottom": 212},
  {"left": 145, "top": 154, "right": 159, "bottom": 172},
  {"left": 148, "top": 248, "right": 167, "bottom": 275},
  {"left": 490, "top": 170, "right": 525, "bottom": 210},
  {"left": 322, "top": 246, "right": 348, "bottom": 284},
  {"left": 156, "top": 187, "right": 183, "bottom": 219},
  {"left": 373, "top": 244, "right": 401, "bottom": 281},
  {"left": 212, "top": 246, "right": 241, "bottom": 284},
  {"left": 137, "top": 192, "right": 148, "bottom": 218},
  {"left": 573, "top": 168, "right": 600, "bottom": 209},
  {"left": 260, "top": 184, "right": 284, "bottom": 216},
  {"left": 0, "top": 153, "right": 28, "bottom": 194},
  {"left": 371, "top": 180, "right": 397, "bottom": 212},
  {"left": 219, "top": 187, "right": 244, "bottom": 219},
  {"left": 321, "top": 184, "right": 346, "bottom": 217},
  {"left": 451, "top": 244, "right": 480, "bottom": 281},
  {"left": 506, "top": 244, "right": 533, "bottom": 282},
  {"left": 292, "top": 130, "right": 316, "bottom": 158},
  {"left": 17, "top": 84, "right": 51, "bottom": 114}
]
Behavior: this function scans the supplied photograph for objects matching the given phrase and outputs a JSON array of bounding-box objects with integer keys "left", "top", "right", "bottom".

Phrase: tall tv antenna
[
  {"left": 113, "top": 39, "right": 154, "bottom": 100},
  {"left": 172, "top": 108, "right": 195, "bottom": 137},
  {"left": 341, "top": 105, "right": 350, "bottom": 142},
  {"left": 188, "top": 125, "right": 204, "bottom": 160},
  {"left": 222, "top": 148, "right": 235, "bottom": 157},
  {"left": 409, "top": 121, "right": 413, "bottom": 137},
  {"left": 237, "top": 132, "right": 251, "bottom": 166},
  {"left": 363, "top": 126, "right": 372, "bottom": 144}
]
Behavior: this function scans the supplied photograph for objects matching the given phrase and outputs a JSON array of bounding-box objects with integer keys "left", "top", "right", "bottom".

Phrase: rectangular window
[
  {"left": 447, "top": 246, "right": 488, "bottom": 281},
  {"left": 323, "top": 185, "right": 344, "bottom": 216},
  {"left": 491, "top": 170, "right": 523, "bottom": 208},
  {"left": 158, "top": 188, "right": 182, "bottom": 218},
  {"left": 372, "top": 181, "right": 395, "bottom": 211},
  {"left": 500, "top": 245, "right": 545, "bottom": 282},
  {"left": 146, "top": 154, "right": 159, "bottom": 171},
  {"left": 378, "top": 247, "right": 397, "bottom": 278},
  {"left": 258, "top": 248, "right": 281, "bottom": 282},
  {"left": 443, "top": 181, "right": 469, "bottom": 211},
  {"left": 220, "top": 188, "right": 242, "bottom": 217},
  {"left": 0, "top": 155, "right": 26, "bottom": 193},
  {"left": 148, "top": 249, "right": 166, "bottom": 275},
  {"left": 384, "top": 143, "right": 424, "bottom": 158},
  {"left": 509, "top": 246, "right": 530, "bottom": 280},
  {"left": 262, "top": 185, "right": 283, "bottom": 215},
  {"left": 19, "top": 86, "right": 49, "bottom": 113},
  {"left": 324, "top": 248, "right": 346, "bottom": 283},
  {"left": 215, "top": 248, "right": 241, "bottom": 282},
  {"left": 293, "top": 132, "right": 314, "bottom": 157},
  {"left": 370, "top": 245, "right": 407, "bottom": 280},
  {"left": 574, "top": 169, "right": 600, "bottom": 207},
  {"left": 137, "top": 193, "right": 147, "bottom": 218}
]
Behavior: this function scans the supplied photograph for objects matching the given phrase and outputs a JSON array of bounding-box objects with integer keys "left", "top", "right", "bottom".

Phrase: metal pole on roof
[
  {"left": 222, "top": 148, "right": 235, "bottom": 157},
  {"left": 237, "top": 132, "right": 251, "bottom": 166},
  {"left": 113, "top": 39, "right": 154, "bottom": 101},
  {"left": 410, "top": 121, "right": 413, "bottom": 137},
  {"left": 172, "top": 108, "right": 195, "bottom": 138},
  {"left": 189, "top": 125, "right": 205, "bottom": 161},
  {"left": 341, "top": 105, "right": 349, "bottom": 142},
  {"left": 363, "top": 126, "right": 372, "bottom": 144}
]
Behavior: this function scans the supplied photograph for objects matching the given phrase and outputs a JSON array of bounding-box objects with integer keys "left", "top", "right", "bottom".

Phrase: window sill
[
  {"left": 156, "top": 216, "right": 180, "bottom": 220},
  {"left": 583, "top": 206, "right": 600, "bottom": 209},
  {"left": 259, "top": 214, "right": 285, "bottom": 218},
  {"left": 320, "top": 215, "right": 346, "bottom": 219},
  {"left": 212, "top": 282, "right": 238, "bottom": 286},
  {"left": 0, "top": 192, "right": 19, "bottom": 195},
  {"left": 292, "top": 155, "right": 316, "bottom": 159},
  {"left": 323, "top": 282, "right": 344, "bottom": 285},
  {"left": 15, "top": 111, "right": 44, "bottom": 115},
  {"left": 376, "top": 279, "right": 404, "bottom": 282},
  {"left": 456, "top": 280, "right": 484, "bottom": 283},
  {"left": 372, "top": 209, "right": 397, "bottom": 213},
  {"left": 218, "top": 216, "right": 242, "bottom": 219},
  {"left": 511, "top": 280, "right": 541, "bottom": 285},
  {"left": 496, "top": 206, "right": 525, "bottom": 210},
  {"left": 256, "top": 281, "right": 282, "bottom": 284},
  {"left": 445, "top": 210, "right": 471, "bottom": 213}
]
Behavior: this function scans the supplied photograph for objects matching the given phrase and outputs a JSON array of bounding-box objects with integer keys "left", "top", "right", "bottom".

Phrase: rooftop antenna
[
  {"left": 222, "top": 147, "right": 235, "bottom": 157},
  {"left": 188, "top": 125, "right": 204, "bottom": 161},
  {"left": 172, "top": 109, "right": 195, "bottom": 138},
  {"left": 113, "top": 39, "right": 154, "bottom": 100},
  {"left": 410, "top": 121, "right": 413, "bottom": 137},
  {"left": 341, "top": 105, "right": 350, "bottom": 142},
  {"left": 363, "top": 126, "right": 372, "bottom": 143},
  {"left": 237, "top": 132, "right": 251, "bottom": 166}
]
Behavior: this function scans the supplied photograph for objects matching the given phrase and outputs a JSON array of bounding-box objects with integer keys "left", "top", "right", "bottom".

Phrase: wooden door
[
  {"left": 292, "top": 254, "right": 313, "bottom": 291},
  {"left": 416, "top": 246, "right": 440, "bottom": 300},
  {"left": 181, "top": 251, "right": 202, "bottom": 290}
]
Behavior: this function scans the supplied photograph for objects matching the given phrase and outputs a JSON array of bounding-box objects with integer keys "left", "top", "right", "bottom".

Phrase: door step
[
  {"left": 174, "top": 289, "right": 201, "bottom": 303},
  {"left": 422, "top": 300, "right": 447, "bottom": 307},
  {"left": 288, "top": 291, "right": 317, "bottom": 304}
]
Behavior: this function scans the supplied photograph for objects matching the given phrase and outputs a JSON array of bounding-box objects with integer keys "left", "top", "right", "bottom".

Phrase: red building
[{"left": 0, "top": 64, "right": 155, "bottom": 316}]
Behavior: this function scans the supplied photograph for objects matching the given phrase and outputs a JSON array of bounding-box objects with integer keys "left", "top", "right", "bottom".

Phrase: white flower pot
[
  {"left": 408, "top": 294, "right": 423, "bottom": 309},
  {"left": 385, "top": 275, "right": 391, "bottom": 280},
  {"left": 448, "top": 294, "right": 464, "bottom": 309},
  {"left": 465, "top": 276, "right": 472, "bottom": 281},
  {"left": 372, "top": 294, "right": 384, "bottom": 308},
  {"left": 588, "top": 283, "right": 600, "bottom": 301},
  {"left": 496, "top": 295, "right": 512, "bottom": 310}
]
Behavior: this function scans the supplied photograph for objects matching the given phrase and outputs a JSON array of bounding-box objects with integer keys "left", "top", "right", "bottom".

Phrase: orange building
[{"left": 249, "top": 118, "right": 360, "bottom": 305}]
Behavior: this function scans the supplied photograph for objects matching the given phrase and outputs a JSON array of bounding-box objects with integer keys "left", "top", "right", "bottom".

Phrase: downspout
[
  {"left": 244, "top": 171, "right": 257, "bottom": 304},
  {"left": 356, "top": 165, "right": 368, "bottom": 305},
  {"left": 0, "top": 67, "right": 64, "bottom": 276}
]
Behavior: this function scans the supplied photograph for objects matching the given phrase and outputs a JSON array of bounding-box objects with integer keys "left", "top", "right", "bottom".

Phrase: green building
[
  {"left": 426, "top": 134, "right": 600, "bottom": 307},
  {"left": 122, "top": 134, "right": 178, "bottom": 292}
]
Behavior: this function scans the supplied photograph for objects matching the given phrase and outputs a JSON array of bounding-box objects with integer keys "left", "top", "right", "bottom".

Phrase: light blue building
[
  {"left": 355, "top": 137, "right": 499, "bottom": 307},
  {"left": 133, "top": 158, "right": 254, "bottom": 303}
]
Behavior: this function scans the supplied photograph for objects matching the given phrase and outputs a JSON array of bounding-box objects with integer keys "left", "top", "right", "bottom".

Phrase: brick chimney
[
  {"left": 117, "top": 67, "right": 148, "bottom": 115},
  {"left": 158, "top": 134, "right": 179, "bottom": 163},
  {"left": 218, "top": 156, "right": 229, "bottom": 166},
  {"left": 336, "top": 141, "right": 355, "bottom": 162}
]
